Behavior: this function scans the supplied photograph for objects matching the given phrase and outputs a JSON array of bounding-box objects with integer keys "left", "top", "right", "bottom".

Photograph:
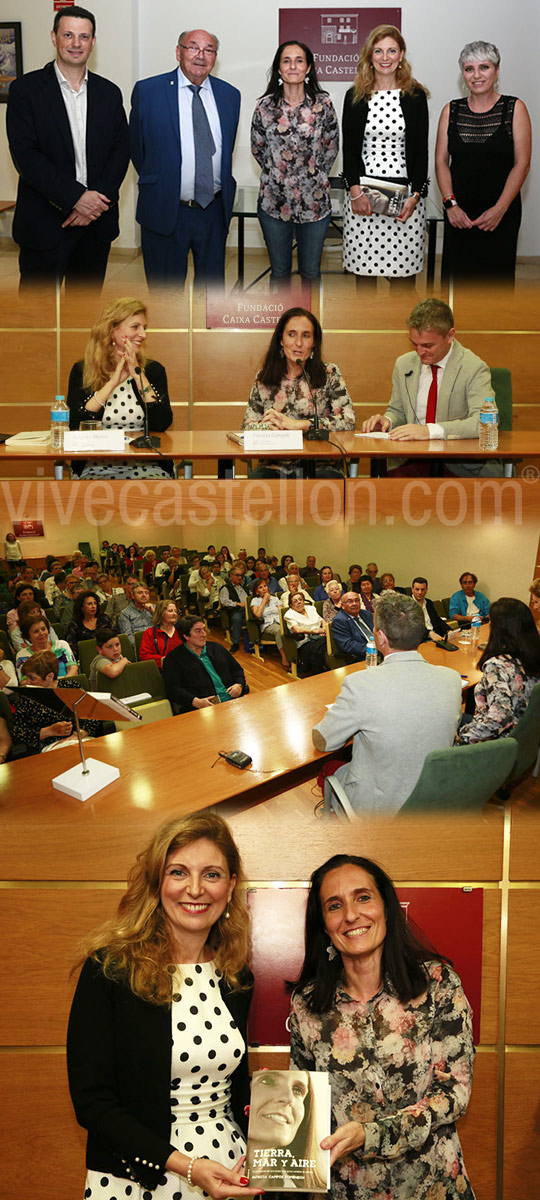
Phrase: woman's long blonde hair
[
  {"left": 82, "top": 297, "right": 148, "bottom": 392},
  {"left": 77, "top": 813, "right": 250, "bottom": 1005},
  {"left": 352, "top": 24, "right": 428, "bottom": 103}
]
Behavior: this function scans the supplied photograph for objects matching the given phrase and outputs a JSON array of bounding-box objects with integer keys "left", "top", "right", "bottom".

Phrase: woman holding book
[
  {"left": 67, "top": 813, "right": 260, "bottom": 1200},
  {"left": 289, "top": 854, "right": 476, "bottom": 1199},
  {"left": 342, "top": 25, "right": 429, "bottom": 285},
  {"left": 247, "top": 1069, "right": 327, "bottom": 1190}
]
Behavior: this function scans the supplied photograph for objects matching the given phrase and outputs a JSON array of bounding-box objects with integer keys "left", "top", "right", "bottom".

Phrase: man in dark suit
[
  {"left": 6, "top": 6, "right": 129, "bottom": 290},
  {"left": 411, "top": 577, "right": 450, "bottom": 643},
  {"left": 331, "top": 591, "right": 374, "bottom": 663},
  {"left": 129, "top": 28, "right": 240, "bottom": 286}
]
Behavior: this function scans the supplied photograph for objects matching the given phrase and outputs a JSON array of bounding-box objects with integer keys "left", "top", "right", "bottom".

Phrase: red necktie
[{"left": 425, "top": 365, "right": 439, "bottom": 423}]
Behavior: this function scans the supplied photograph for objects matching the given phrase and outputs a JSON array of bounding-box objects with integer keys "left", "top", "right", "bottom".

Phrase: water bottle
[
  {"left": 471, "top": 614, "right": 482, "bottom": 645},
  {"left": 50, "top": 394, "right": 69, "bottom": 451},
  {"left": 479, "top": 397, "right": 499, "bottom": 451},
  {"left": 365, "top": 638, "right": 378, "bottom": 668}
]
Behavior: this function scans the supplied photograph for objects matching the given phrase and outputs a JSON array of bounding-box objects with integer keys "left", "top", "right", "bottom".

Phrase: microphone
[
  {"left": 297, "top": 358, "right": 329, "bottom": 442},
  {"left": 131, "top": 367, "right": 161, "bottom": 450}
]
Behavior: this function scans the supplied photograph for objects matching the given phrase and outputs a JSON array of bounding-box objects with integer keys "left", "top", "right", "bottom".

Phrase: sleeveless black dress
[{"left": 442, "top": 95, "right": 521, "bottom": 281}]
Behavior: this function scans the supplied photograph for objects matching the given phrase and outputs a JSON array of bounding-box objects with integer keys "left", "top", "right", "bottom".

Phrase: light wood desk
[
  {"left": 0, "top": 642, "right": 481, "bottom": 879},
  {"left": 0, "top": 429, "right": 532, "bottom": 479}
]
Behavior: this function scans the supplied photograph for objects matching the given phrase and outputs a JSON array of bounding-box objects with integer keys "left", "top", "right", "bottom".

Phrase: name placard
[
  {"left": 243, "top": 430, "right": 304, "bottom": 452},
  {"left": 63, "top": 430, "right": 125, "bottom": 453}
]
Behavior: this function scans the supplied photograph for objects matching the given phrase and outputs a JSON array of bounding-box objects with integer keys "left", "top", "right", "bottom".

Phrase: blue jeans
[{"left": 258, "top": 206, "right": 331, "bottom": 283}]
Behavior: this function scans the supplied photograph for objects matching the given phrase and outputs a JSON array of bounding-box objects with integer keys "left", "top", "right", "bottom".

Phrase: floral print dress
[
  {"left": 455, "top": 654, "right": 539, "bottom": 743},
  {"left": 251, "top": 93, "right": 339, "bottom": 224},
  {"left": 290, "top": 961, "right": 476, "bottom": 1200},
  {"left": 242, "top": 364, "right": 354, "bottom": 432}
]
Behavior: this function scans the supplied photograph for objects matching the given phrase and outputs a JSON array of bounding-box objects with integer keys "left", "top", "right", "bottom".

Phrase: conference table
[
  {"left": 0, "top": 429, "right": 532, "bottom": 479},
  {"left": 0, "top": 639, "right": 482, "bottom": 879}
]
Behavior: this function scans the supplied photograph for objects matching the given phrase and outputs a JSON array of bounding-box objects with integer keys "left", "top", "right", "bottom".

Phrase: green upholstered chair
[
  {"left": 397, "top": 739, "right": 517, "bottom": 815},
  {"left": 324, "top": 739, "right": 517, "bottom": 821},
  {"left": 114, "top": 698, "right": 173, "bottom": 732},
  {"left": 504, "top": 682, "right": 540, "bottom": 785},
  {"left": 325, "top": 622, "right": 347, "bottom": 670},
  {"left": 96, "top": 658, "right": 165, "bottom": 705}
]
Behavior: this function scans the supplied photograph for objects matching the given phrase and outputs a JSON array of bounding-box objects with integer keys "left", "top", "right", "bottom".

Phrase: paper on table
[{"left": 355, "top": 431, "right": 390, "bottom": 440}]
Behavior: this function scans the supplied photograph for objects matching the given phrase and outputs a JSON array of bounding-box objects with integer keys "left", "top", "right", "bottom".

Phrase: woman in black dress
[{"left": 436, "top": 41, "right": 531, "bottom": 282}]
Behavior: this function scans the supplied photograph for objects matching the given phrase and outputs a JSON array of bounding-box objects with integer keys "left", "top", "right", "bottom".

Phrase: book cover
[{"left": 246, "top": 1069, "right": 331, "bottom": 1192}]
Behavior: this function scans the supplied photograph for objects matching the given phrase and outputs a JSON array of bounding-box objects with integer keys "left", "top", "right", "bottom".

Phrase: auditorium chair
[
  {"left": 96, "top": 659, "right": 166, "bottom": 706},
  {"left": 501, "top": 682, "right": 540, "bottom": 791},
  {"left": 324, "top": 739, "right": 518, "bottom": 820}
]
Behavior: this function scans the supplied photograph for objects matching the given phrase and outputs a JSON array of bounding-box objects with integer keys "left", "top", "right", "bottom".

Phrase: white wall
[{"left": 0, "top": 0, "right": 538, "bottom": 253}]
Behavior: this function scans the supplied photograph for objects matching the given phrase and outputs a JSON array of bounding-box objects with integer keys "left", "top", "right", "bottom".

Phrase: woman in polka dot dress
[
  {"left": 342, "top": 25, "right": 429, "bottom": 284},
  {"left": 67, "top": 297, "right": 173, "bottom": 479},
  {"left": 67, "top": 814, "right": 260, "bottom": 1200}
]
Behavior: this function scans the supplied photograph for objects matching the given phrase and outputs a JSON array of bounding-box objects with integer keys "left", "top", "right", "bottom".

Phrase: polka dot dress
[
  {"left": 82, "top": 963, "right": 246, "bottom": 1199},
  {"left": 343, "top": 91, "right": 425, "bottom": 278},
  {"left": 78, "top": 379, "right": 171, "bottom": 480}
]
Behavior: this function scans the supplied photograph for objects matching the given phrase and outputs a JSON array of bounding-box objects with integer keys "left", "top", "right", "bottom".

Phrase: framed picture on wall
[{"left": 0, "top": 23, "right": 22, "bottom": 102}]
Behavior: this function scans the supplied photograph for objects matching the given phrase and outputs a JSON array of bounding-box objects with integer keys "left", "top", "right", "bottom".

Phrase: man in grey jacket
[
  {"left": 312, "top": 592, "right": 462, "bottom": 815},
  {"left": 362, "top": 298, "right": 500, "bottom": 476}
]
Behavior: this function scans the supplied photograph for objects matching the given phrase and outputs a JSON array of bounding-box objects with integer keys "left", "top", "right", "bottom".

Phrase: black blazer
[
  {"left": 421, "top": 598, "right": 450, "bottom": 641},
  {"left": 7, "top": 61, "right": 129, "bottom": 250},
  {"left": 67, "top": 957, "right": 253, "bottom": 1192},
  {"left": 67, "top": 359, "right": 173, "bottom": 432},
  {"left": 342, "top": 87, "right": 429, "bottom": 196},
  {"left": 163, "top": 641, "right": 248, "bottom": 714}
]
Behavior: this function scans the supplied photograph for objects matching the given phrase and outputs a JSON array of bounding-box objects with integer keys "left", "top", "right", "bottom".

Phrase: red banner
[{"left": 13, "top": 520, "right": 45, "bottom": 538}]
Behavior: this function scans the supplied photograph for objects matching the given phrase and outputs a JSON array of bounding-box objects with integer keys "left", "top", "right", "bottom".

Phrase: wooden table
[
  {"left": 0, "top": 429, "right": 530, "bottom": 479},
  {"left": 0, "top": 643, "right": 481, "bottom": 879}
]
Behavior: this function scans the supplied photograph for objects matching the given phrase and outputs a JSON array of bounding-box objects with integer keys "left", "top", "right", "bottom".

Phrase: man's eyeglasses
[{"left": 179, "top": 43, "right": 217, "bottom": 56}]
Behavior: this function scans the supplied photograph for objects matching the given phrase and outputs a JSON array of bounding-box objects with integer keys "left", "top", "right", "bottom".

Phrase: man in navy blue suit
[
  {"left": 130, "top": 29, "right": 241, "bottom": 287},
  {"left": 331, "top": 592, "right": 374, "bottom": 663},
  {"left": 6, "top": 6, "right": 129, "bottom": 289}
]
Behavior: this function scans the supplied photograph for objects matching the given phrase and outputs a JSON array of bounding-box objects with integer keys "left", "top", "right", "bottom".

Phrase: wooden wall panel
[
  {"left": 509, "top": 808, "right": 540, "bottom": 880},
  {"left": 2, "top": 333, "right": 57, "bottom": 413},
  {"left": 503, "top": 1052, "right": 540, "bottom": 1200},
  {"left": 505, "top": 890, "right": 540, "bottom": 1043},
  {"left": 458, "top": 1051, "right": 498, "bottom": 1200},
  {"left": 0, "top": 891, "right": 117, "bottom": 1043},
  {"left": 0, "top": 1053, "right": 85, "bottom": 1200}
]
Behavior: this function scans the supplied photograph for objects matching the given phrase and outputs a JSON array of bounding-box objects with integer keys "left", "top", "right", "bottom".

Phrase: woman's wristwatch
[{"left": 443, "top": 194, "right": 458, "bottom": 209}]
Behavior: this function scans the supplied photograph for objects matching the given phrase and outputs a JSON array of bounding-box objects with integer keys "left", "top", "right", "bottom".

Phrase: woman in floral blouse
[
  {"left": 456, "top": 597, "right": 540, "bottom": 744},
  {"left": 251, "top": 42, "right": 339, "bottom": 285},
  {"left": 242, "top": 307, "right": 354, "bottom": 478},
  {"left": 289, "top": 854, "right": 476, "bottom": 1200}
]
